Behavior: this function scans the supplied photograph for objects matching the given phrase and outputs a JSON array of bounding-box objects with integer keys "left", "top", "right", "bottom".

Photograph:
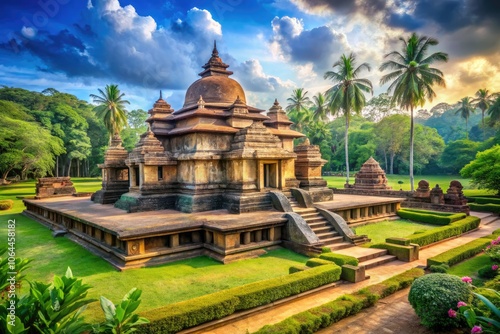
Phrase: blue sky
[{"left": 1, "top": 0, "right": 499, "bottom": 112}]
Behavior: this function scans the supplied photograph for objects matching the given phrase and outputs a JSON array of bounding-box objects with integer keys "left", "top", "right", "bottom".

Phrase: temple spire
[
  {"left": 212, "top": 40, "right": 218, "bottom": 56},
  {"left": 159, "top": 90, "right": 163, "bottom": 100}
]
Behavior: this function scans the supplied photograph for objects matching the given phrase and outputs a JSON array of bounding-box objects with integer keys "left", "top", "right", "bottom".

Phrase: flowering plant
[
  {"left": 484, "top": 237, "right": 500, "bottom": 262},
  {"left": 448, "top": 290, "right": 500, "bottom": 334}
]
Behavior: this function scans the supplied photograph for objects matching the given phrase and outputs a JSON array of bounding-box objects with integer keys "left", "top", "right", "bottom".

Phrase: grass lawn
[
  {"left": 353, "top": 219, "right": 436, "bottom": 245},
  {"left": 0, "top": 178, "right": 309, "bottom": 322},
  {"left": 447, "top": 254, "right": 493, "bottom": 287},
  {"left": 323, "top": 174, "right": 495, "bottom": 197}
]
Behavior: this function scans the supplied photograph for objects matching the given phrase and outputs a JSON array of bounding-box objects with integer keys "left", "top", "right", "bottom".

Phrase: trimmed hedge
[
  {"left": 397, "top": 209, "right": 466, "bottom": 226},
  {"left": 138, "top": 264, "right": 341, "bottom": 334},
  {"left": 473, "top": 197, "right": 500, "bottom": 205},
  {"left": 406, "top": 216, "right": 480, "bottom": 247},
  {"left": 306, "top": 258, "right": 333, "bottom": 267},
  {"left": 254, "top": 268, "right": 424, "bottom": 334},
  {"left": 469, "top": 203, "right": 500, "bottom": 214},
  {"left": 400, "top": 208, "right": 458, "bottom": 217},
  {"left": 319, "top": 253, "right": 359, "bottom": 266},
  {"left": 427, "top": 236, "right": 492, "bottom": 267},
  {"left": 0, "top": 199, "right": 14, "bottom": 210},
  {"left": 289, "top": 265, "right": 308, "bottom": 274}
]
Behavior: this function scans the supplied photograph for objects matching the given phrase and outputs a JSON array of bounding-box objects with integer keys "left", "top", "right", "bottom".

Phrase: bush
[
  {"left": 321, "top": 247, "right": 332, "bottom": 253},
  {"left": 0, "top": 199, "right": 13, "bottom": 210},
  {"left": 427, "top": 236, "right": 493, "bottom": 267},
  {"left": 397, "top": 209, "right": 466, "bottom": 225},
  {"left": 306, "top": 258, "right": 333, "bottom": 267},
  {"left": 478, "top": 264, "right": 499, "bottom": 279},
  {"left": 406, "top": 216, "right": 480, "bottom": 247},
  {"left": 408, "top": 274, "right": 472, "bottom": 329},
  {"left": 319, "top": 253, "right": 359, "bottom": 266},
  {"left": 429, "top": 264, "right": 449, "bottom": 273},
  {"left": 289, "top": 265, "right": 308, "bottom": 274},
  {"left": 139, "top": 264, "right": 341, "bottom": 333},
  {"left": 473, "top": 197, "right": 500, "bottom": 205},
  {"left": 254, "top": 268, "right": 424, "bottom": 334},
  {"left": 469, "top": 203, "right": 500, "bottom": 214}
]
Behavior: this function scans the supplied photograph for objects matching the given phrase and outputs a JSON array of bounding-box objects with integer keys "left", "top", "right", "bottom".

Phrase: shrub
[
  {"left": 397, "top": 209, "right": 466, "bottom": 225},
  {"left": 319, "top": 253, "right": 359, "bottom": 266},
  {"left": 0, "top": 199, "right": 13, "bottom": 210},
  {"left": 289, "top": 265, "right": 308, "bottom": 274},
  {"left": 406, "top": 216, "right": 480, "bottom": 247},
  {"left": 408, "top": 274, "right": 472, "bottom": 329},
  {"left": 484, "top": 236, "right": 500, "bottom": 262},
  {"left": 478, "top": 264, "right": 499, "bottom": 279},
  {"left": 429, "top": 264, "right": 449, "bottom": 273},
  {"left": 473, "top": 197, "right": 500, "bottom": 205},
  {"left": 484, "top": 275, "right": 500, "bottom": 291},
  {"left": 427, "top": 237, "right": 493, "bottom": 267},
  {"left": 469, "top": 203, "right": 500, "bottom": 214},
  {"left": 321, "top": 247, "right": 332, "bottom": 253}
]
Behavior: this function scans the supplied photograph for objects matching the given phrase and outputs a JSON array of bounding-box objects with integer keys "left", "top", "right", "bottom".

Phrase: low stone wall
[{"left": 35, "top": 177, "right": 76, "bottom": 199}]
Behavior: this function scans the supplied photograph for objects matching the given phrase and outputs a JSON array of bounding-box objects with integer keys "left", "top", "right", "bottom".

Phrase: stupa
[{"left": 353, "top": 157, "right": 392, "bottom": 190}]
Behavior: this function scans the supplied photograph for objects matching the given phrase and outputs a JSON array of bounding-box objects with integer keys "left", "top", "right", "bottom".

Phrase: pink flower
[
  {"left": 462, "top": 276, "right": 473, "bottom": 284},
  {"left": 448, "top": 309, "right": 457, "bottom": 318},
  {"left": 492, "top": 265, "right": 499, "bottom": 271},
  {"left": 471, "top": 325, "right": 483, "bottom": 333},
  {"left": 457, "top": 301, "right": 468, "bottom": 308}
]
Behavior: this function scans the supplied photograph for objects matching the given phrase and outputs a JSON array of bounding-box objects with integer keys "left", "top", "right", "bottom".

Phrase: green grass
[
  {"left": 353, "top": 219, "right": 436, "bottom": 246},
  {"left": 0, "top": 179, "right": 309, "bottom": 322},
  {"left": 447, "top": 254, "right": 493, "bottom": 287},
  {"left": 323, "top": 174, "right": 494, "bottom": 197}
]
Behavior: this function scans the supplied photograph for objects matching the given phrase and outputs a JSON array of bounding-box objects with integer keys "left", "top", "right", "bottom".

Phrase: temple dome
[
  {"left": 182, "top": 41, "right": 247, "bottom": 108},
  {"left": 183, "top": 75, "right": 246, "bottom": 107}
]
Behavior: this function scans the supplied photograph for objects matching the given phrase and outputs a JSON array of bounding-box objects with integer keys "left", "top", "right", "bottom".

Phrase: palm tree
[
  {"left": 488, "top": 95, "right": 500, "bottom": 125},
  {"left": 311, "top": 92, "right": 330, "bottom": 122},
  {"left": 455, "top": 97, "right": 475, "bottom": 139},
  {"left": 324, "top": 53, "right": 373, "bottom": 185},
  {"left": 90, "top": 84, "right": 130, "bottom": 140},
  {"left": 379, "top": 33, "right": 448, "bottom": 191},
  {"left": 286, "top": 88, "right": 312, "bottom": 133},
  {"left": 472, "top": 88, "right": 495, "bottom": 140}
]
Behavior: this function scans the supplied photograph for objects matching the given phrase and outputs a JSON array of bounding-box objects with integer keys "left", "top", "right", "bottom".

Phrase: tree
[
  {"left": 90, "top": 84, "right": 130, "bottom": 139},
  {"left": 472, "top": 88, "right": 495, "bottom": 139},
  {"left": 461, "top": 145, "right": 500, "bottom": 195},
  {"left": 488, "top": 95, "right": 500, "bottom": 126},
  {"left": 374, "top": 114, "right": 409, "bottom": 174},
  {"left": 363, "top": 93, "right": 403, "bottom": 122},
  {"left": 439, "top": 139, "right": 481, "bottom": 174},
  {"left": 286, "top": 88, "right": 312, "bottom": 133},
  {"left": 455, "top": 97, "right": 475, "bottom": 139},
  {"left": 324, "top": 53, "right": 373, "bottom": 185},
  {"left": 380, "top": 32, "right": 448, "bottom": 191},
  {"left": 311, "top": 92, "right": 330, "bottom": 122},
  {"left": 121, "top": 109, "right": 148, "bottom": 151}
]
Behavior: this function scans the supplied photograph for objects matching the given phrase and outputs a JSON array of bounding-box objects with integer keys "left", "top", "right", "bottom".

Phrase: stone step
[
  {"left": 294, "top": 208, "right": 317, "bottom": 214},
  {"left": 301, "top": 211, "right": 321, "bottom": 218},
  {"left": 482, "top": 215, "right": 500, "bottom": 225},
  {"left": 356, "top": 249, "right": 389, "bottom": 263},
  {"left": 328, "top": 242, "right": 355, "bottom": 251},
  {"left": 316, "top": 231, "right": 340, "bottom": 239},
  {"left": 308, "top": 221, "right": 330, "bottom": 229},
  {"left": 360, "top": 254, "right": 398, "bottom": 269},
  {"left": 320, "top": 236, "right": 345, "bottom": 245},
  {"left": 304, "top": 217, "right": 326, "bottom": 224},
  {"left": 312, "top": 225, "right": 336, "bottom": 234}
]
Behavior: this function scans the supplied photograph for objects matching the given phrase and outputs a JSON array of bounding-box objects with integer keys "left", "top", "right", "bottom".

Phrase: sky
[{"left": 0, "top": 0, "right": 499, "bottom": 113}]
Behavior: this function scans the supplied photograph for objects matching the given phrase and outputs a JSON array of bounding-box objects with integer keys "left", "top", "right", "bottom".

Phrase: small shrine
[
  {"left": 35, "top": 177, "right": 76, "bottom": 199},
  {"left": 353, "top": 157, "right": 392, "bottom": 190}
]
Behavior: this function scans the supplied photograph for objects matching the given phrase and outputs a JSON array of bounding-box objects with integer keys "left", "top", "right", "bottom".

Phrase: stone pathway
[{"left": 185, "top": 212, "right": 499, "bottom": 334}]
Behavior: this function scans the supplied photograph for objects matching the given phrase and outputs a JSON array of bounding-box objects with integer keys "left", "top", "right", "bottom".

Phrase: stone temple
[{"left": 92, "top": 42, "right": 332, "bottom": 213}]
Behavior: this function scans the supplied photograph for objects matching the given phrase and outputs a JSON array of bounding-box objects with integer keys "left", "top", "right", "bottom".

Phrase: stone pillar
[{"left": 430, "top": 185, "right": 445, "bottom": 205}]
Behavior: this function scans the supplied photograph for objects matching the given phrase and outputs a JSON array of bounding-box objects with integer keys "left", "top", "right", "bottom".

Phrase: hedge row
[
  {"left": 427, "top": 236, "right": 494, "bottom": 267},
  {"left": 397, "top": 209, "right": 466, "bottom": 226},
  {"left": 253, "top": 268, "right": 424, "bottom": 334},
  {"left": 469, "top": 203, "right": 500, "bottom": 214},
  {"left": 137, "top": 264, "right": 341, "bottom": 334},
  {"left": 319, "top": 253, "right": 359, "bottom": 266},
  {"left": 472, "top": 197, "right": 500, "bottom": 205},
  {"left": 406, "top": 216, "right": 480, "bottom": 247},
  {"left": 400, "top": 208, "right": 458, "bottom": 217}
]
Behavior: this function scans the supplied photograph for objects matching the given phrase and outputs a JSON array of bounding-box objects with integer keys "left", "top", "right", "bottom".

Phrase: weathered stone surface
[
  {"left": 353, "top": 157, "right": 392, "bottom": 190},
  {"left": 414, "top": 180, "right": 430, "bottom": 198},
  {"left": 430, "top": 184, "right": 445, "bottom": 205},
  {"left": 445, "top": 180, "right": 467, "bottom": 206},
  {"left": 35, "top": 177, "right": 76, "bottom": 199}
]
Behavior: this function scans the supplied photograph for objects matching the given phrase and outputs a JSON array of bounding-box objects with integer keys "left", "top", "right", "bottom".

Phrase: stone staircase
[{"left": 289, "top": 197, "right": 353, "bottom": 251}]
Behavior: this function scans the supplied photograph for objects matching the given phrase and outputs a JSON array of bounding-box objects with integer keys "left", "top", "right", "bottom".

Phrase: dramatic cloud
[
  {"left": 233, "top": 59, "right": 294, "bottom": 93},
  {"left": 270, "top": 16, "right": 349, "bottom": 71}
]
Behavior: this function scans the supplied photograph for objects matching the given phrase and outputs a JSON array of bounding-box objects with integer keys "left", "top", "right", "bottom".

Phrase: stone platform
[
  {"left": 23, "top": 196, "right": 286, "bottom": 270},
  {"left": 315, "top": 194, "right": 405, "bottom": 225}
]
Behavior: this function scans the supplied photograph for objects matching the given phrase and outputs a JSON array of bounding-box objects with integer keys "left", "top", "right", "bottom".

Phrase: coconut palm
[
  {"left": 379, "top": 33, "right": 448, "bottom": 191},
  {"left": 488, "top": 95, "right": 500, "bottom": 125},
  {"left": 472, "top": 88, "right": 495, "bottom": 139},
  {"left": 324, "top": 53, "right": 373, "bottom": 185},
  {"left": 455, "top": 97, "right": 475, "bottom": 139},
  {"left": 90, "top": 84, "right": 130, "bottom": 140},
  {"left": 286, "top": 88, "right": 312, "bottom": 133},
  {"left": 311, "top": 92, "right": 330, "bottom": 122}
]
